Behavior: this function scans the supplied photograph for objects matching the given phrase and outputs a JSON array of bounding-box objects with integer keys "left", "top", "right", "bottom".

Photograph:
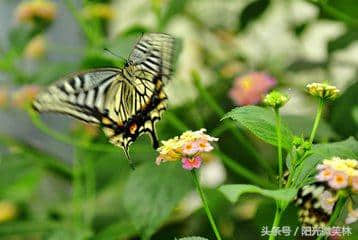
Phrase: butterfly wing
[
  {"left": 127, "top": 33, "right": 175, "bottom": 83},
  {"left": 33, "top": 68, "right": 120, "bottom": 124},
  {"left": 33, "top": 33, "right": 176, "bottom": 166},
  {"left": 103, "top": 33, "right": 175, "bottom": 151}
]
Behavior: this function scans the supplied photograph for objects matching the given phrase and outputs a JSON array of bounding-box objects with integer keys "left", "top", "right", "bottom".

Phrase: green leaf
[
  {"left": 219, "top": 184, "right": 297, "bottom": 203},
  {"left": 327, "top": 30, "right": 358, "bottom": 54},
  {"left": 0, "top": 153, "right": 43, "bottom": 201},
  {"left": 292, "top": 137, "right": 358, "bottom": 187},
  {"left": 122, "top": 162, "right": 193, "bottom": 239},
  {"left": 94, "top": 221, "right": 137, "bottom": 240},
  {"left": 330, "top": 81, "right": 358, "bottom": 138},
  {"left": 222, "top": 106, "right": 293, "bottom": 149},
  {"left": 177, "top": 237, "right": 209, "bottom": 240},
  {"left": 283, "top": 114, "right": 338, "bottom": 141},
  {"left": 238, "top": 0, "right": 271, "bottom": 31}
]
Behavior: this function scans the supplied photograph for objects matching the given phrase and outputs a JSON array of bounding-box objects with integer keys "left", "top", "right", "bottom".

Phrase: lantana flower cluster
[
  {"left": 156, "top": 129, "right": 218, "bottom": 170},
  {"left": 315, "top": 157, "right": 358, "bottom": 224},
  {"left": 229, "top": 72, "right": 276, "bottom": 106},
  {"left": 15, "top": 0, "right": 57, "bottom": 24},
  {"left": 306, "top": 83, "right": 340, "bottom": 101},
  {"left": 316, "top": 157, "right": 358, "bottom": 191}
]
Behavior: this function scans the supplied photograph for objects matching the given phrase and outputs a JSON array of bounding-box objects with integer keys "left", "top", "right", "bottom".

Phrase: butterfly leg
[
  {"left": 123, "top": 146, "right": 135, "bottom": 170},
  {"left": 149, "top": 129, "right": 159, "bottom": 149}
]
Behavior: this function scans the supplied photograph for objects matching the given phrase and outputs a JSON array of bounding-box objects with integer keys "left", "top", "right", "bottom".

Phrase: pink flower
[
  {"left": 328, "top": 172, "right": 348, "bottom": 189},
  {"left": 182, "top": 141, "right": 199, "bottom": 155},
  {"left": 196, "top": 139, "right": 213, "bottom": 152},
  {"left": 182, "top": 156, "right": 202, "bottom": 170},
  {"left": 229, "top": 72, "right": 276, "bottom": 106},
  {"left": 351, "top": 176, "right": 358, "bottom": 191},
  {"left": 316, "top": 167, "right": 334, "bottom": 182}
]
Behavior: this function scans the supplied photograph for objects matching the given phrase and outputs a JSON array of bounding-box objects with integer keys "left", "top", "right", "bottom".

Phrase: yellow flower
[
  {"left": 82, "top": 3, "right": 115, "bottom": 20},
  {"left": 306, "top": 83, "right": 340, "bottom": 101},
  {"left": 0, "top": 201, "right": 17, "bottom": 223},
  {"left": 15, "top": 0, "right": 57, "bottom": 23},
  {"left": 24, "top": 35, "right": 46, "bottom": 59}
]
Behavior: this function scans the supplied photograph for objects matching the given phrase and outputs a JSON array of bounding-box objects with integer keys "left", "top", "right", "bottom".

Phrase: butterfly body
[{"left": 33, "top": 33, "right": 175, "bottom": 165}]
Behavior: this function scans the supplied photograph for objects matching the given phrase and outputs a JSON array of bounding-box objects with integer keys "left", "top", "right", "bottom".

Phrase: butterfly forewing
[
  {"left": 33, "top": 33, "right": 175, "bottom": 163},
  {"left": 33, "top": 69, "right": 120, "bottom": 124}
]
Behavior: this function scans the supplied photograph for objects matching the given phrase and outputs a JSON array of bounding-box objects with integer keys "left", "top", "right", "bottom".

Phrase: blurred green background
[{"left": 0, "top": 0, "right": 357, "bottom": 239}]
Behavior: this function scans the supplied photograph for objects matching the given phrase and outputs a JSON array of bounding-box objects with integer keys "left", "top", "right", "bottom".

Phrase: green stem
[
  {"left": 191, "top": 71, "right": 273, "bottom": 175},
  {"left": 0, "top": 135, "right": 72, "bottom": 181},
  {"left": 274, "top": 108, "right": 283, "bottom": 187},
  {"left": 268, "top": 205, "right": 282, "bottom": 240},
  {"left": 215, "top": 150, "right": 274, "bottom": 189},
  {"left": 84, "top": 158, "right": 95, "bottom": 228},
  {"left": 63, "top": 0, "right": 100, "bottom": 46},
  {"left": 309, "top": 98, "right": 324, "bottom": 143},
  {"left": 28, "top": 108, "right": 119, "bottom": 153},
  {"left": 72, "top": 148, "right": 83, "bottom": 229},
  {"left": 191, "top": 170, "right": 222, "bottom": 240},
  {"left": 164, "top": 111, "right": 189, "bottom": 132}
]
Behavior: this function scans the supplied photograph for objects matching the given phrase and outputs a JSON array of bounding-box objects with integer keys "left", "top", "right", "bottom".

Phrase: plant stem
[
  {"left": 84, "top": 157, "right": 95, "bottom": 228},
  {"left": 274, "top": 108, "right": 283, "bottom": 187},
  {"left": 27, "top": 108, "right": 119, "bottom": 153},
  {"left": 72, "top": 148, "right": 83, "bottom": 229},
  {"left": 309, "top": 98, "right": 324, "bottom": 143},
  {"left": 329, "top": 194, "right": 347, "bottom": 225},
  {"left": 165, "top": 111, "right": 189, "bottom": 132},
  {"left": 0, "top": 135, "right": 72, "bottom": 181},
  {"left": 63, "top": 0, "right": 99, "bottom": 46},
  {"left": 215, "top": 150, "right": 275, "bottom": 189},
  {"left": 191, "top": 170, "right": 222, "bottom": 240},
  {"left": 269, "top": 205, "right": 282, "bottom": 240}
]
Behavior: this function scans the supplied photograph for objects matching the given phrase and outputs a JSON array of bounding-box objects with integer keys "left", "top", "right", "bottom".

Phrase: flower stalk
[
  {"left": 309, "top": 98, "right": 324, "bottom": 143},
  {"left": 274, "top": 108, "right": 283, "bottom": 187},
  {"left": 191, "top": 170, "right": 222, "bottom": 240},
  {"left": 269, "top": 205, "right": 282, "bottom": 240}
]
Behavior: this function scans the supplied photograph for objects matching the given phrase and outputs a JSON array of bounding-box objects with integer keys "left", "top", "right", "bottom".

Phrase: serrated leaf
[
  {"left": 292, "top": 137, "right": 358, "bottom": 187},
  {"left": 222, "top": 106, "right": 293, "bottom": 149},
  {"left": 122, "top": 162, "right": 193, "bottom": 239},
  {"left": 219, "top": 184, "right": 297, "bottom": 203}
]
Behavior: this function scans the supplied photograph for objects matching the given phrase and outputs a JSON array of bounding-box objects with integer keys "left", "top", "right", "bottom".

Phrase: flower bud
[{"left": 263, "top": 91, "right": 289, "bottom": 109}]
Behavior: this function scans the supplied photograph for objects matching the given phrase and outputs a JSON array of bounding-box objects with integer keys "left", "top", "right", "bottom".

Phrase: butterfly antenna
[
  {"left": 124, "top": 147, "right": 135, "bottom": 170},
  {"left": 104, "top": 48, "right": 127, "bottom": 63}
]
